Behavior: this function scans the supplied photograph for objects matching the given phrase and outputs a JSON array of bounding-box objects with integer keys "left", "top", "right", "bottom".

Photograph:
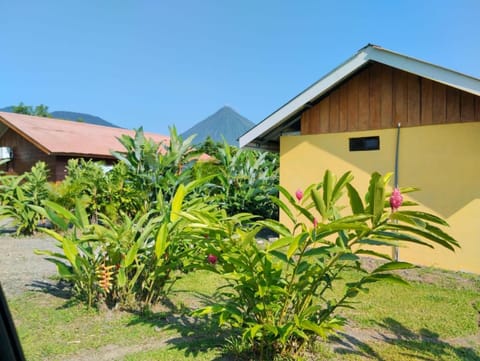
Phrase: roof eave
[
  {"left": 239, "top": 44, "right": 480, "bottom": 151},
  {"left": 0, "top": 114, "right": 52, "bottom": 154},
  {"left": 239, "top": 50, "right": 371, "bottom": 149}
]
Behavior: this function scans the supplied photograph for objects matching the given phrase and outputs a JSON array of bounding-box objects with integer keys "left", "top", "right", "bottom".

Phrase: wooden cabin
[
  {"left": 0, "top": 112, "right": 168, "bottom": 181},
  {"left": 240, "top": 44, "right": 480, "bottom": 273}
]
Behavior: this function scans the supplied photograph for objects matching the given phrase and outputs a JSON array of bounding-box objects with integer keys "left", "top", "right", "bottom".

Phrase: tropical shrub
[
  {"left": 194, "top": 140, "right": 279, "bottom": 219},
  {"left": 193, "top": 170, "right": 459, "bottom": 359},
  {"left": 0, "top": 161, "right": 50, "bottom": 235},
  {"left": 35, "top": 179, "right": 221, "bottom": 309},
  {"left": 111, "top": 127, "right": 198, "bottom": 213},
  {"left": 51, "top": 159, "right": 109, "bottom": 222}
]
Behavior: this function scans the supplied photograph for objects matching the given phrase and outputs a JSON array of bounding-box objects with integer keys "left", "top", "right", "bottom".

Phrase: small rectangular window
[{"left": 349, "top": 136, "right": 380, "bottom": 151}]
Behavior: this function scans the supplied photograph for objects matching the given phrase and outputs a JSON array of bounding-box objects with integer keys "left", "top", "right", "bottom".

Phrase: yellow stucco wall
[{"left": 280, "top": 122, "right": 480, "bottom": 273}]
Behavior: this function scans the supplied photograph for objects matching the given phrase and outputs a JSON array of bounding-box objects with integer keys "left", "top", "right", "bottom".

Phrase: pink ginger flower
[
  {"left": 207, "top": 254, "right": 218, "bottom": 265},
  {"left": 295, "top": 189, "right": 303, "bottom": 201},
  {"left": 390, "top": 188, "right": 403, "bottom": 211},
  {"left": 313, "top": 217, "right": 318, "bottom": 228}
]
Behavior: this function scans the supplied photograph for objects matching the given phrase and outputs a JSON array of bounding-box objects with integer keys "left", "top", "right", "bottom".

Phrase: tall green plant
[
  {"left": 195, "top": 140, "right": 279, "bottom": 219},
  {"left": 194, "top": 170, "right": 459, "bottom": 359},
  {"left": 0, "top": 161, "right": 50, "bottom": 235},
  {"left": 111, "top": 127, "right": 198, "bottom": 212},
  {"left": 35, "top": 178, "right": 221, "bottom": 309}
]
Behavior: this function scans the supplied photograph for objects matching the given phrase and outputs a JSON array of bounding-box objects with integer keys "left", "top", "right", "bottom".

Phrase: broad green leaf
[
  {"left": 293, "top": 203, "right": 315, "bottom": 223},
  {"left": 354, "top": 249, "right": 392, "bottom": 260},
  {"left": 46, "top": 258, "right": 73, "bottom": 279},
  {"left": 365, "top": 172, "right": 381, "bottom": 214},
  {"left": 62, "top": 237, "right": 79, "bottom": 267},
  {"left": 339, "top": 253, "right": 359, "bottom": 261},
  {"left": 170, "top": 184, "right": 186, "bottom": 222},
  {"left": 155, "top": 223, "right": 169, "bottom": 261},
  {"left": 393, "top": 210, "right": 449, "bottom": 226},
  {"left": 311, "top": 188, "right": 327, "bottom": 219},
  {"left": 75, "top": 199, "right": 89, "bottom": 229},
  {"left": 303, "top": 246, "right": 332, "bottom": 258},
  {"left": 372, "top": 176, "right": 386, "bottom": 225},
  {"left": 372, "top": 230, "right": 433, "bottom": 248},
  {"left": 42, "top": 200, "right": 76, "bottom": 224},
  {"left": 267, "top": 236, "right": 293, "bottom": 252},
  {"left": 287, "top": 233, "right": 307, "bottom": 259},
  {"left": 323, "top": 170, "right": 335, "bottom": 208},
  {"left": 270, "top": 196, "right": 295, "bottom": 223},
  {"left": 124, "top": 243, "right": 139, "bottom": 267},
  {"left": 117, "top": 268, "right": 126, "bottom": 287},
  {"left": 363, "top": 273, "right": 409, "bottom": 286},
  {"left": 331, "top": 171, "right": 354, "bottom": 203},
  {"left": 372, "top": 261, "right": 416, "bottom": 273},
  {"left": 277, "top": 185, "right": 297, "bottom": 207},
  {"left": 387, "top": 223, "right": 458, "bottom": 251},
  {"left": 258, "top": 219, "right": 291, "bottom": 238},
  {"left": 346, "top": 183, "right": 364, "bottom": 214},
  {"left": 301, "top": 319, "right": 328, "bottom": 338}
]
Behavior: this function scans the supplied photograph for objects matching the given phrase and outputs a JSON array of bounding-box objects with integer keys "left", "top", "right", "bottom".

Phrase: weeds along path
[{"left": 0, "top": 233, "right": 57, "bottom": 300}]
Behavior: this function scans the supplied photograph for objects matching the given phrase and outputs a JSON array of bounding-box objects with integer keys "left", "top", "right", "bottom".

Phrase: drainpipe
[{"left": 393, "top": 123, "right": 401, "bottom": 261}]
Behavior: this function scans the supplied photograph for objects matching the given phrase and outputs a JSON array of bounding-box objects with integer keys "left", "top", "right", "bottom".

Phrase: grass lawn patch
[{"left": 9, "top": 267, "right": 480, "bottom": 360}]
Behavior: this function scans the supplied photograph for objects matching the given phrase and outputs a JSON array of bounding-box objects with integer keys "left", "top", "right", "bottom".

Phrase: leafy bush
[
  {"left": 0, "top": 161, "right": 50, "bottom": 235},
  {"left": 193, "top": 171, "right": 459, "bottom": 359},
  {"left": 35, "top": 179, "right": 221, "bottom": 309},
  {"left": 194, "top": 140, "right": 279, "bottom": 219},
  {"left": 111, "top": 127, "right": 198, "bottom": 212}
]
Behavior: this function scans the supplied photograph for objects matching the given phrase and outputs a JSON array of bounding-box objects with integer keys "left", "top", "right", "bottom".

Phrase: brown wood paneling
[
  {"left": 338, "top": 83, "right": 348, "bottom": 131},
  {"left": 460, "top": 92, "right": 475, "bottom": 122},
  {"left": 407, "top": 74, "right": 421, "bottom": 126},
  {"left": 393, "top": 69, "right": 408, "bottom": 125},
  {"left": 446, "top": 87, "right": 461, "bottom": 123},
  {"left": 476, "top": 97, "right": 480, "bottom": 121},
  {"left": 301, "top": 110, "right": 310, "bottom": 134},
  {"left": 432, "top": 82, "right": 446, "bottom": 123},
  {"left": 369, "top": 63, "right": 381, "bottom": 129},
  {"left": 298, "top": 62, "right": 480, "bottom": 135},
  {"left": 329, "top": 88, "right": 340, "bottom": 132},
  {"left": 420, "top": 78, "right": 433, "bottom": 125},
  {"left": 380, "top": 64, "right": 393, "bottom": 128},
  {"left": 347, "top": 73, "right": 359, "bottom": 130},
  {"left": 357, "top": 67, "right": 370, "bottom": 130},
  {"left": 319, "top": 97, "right": 330, "bottom": 133}
]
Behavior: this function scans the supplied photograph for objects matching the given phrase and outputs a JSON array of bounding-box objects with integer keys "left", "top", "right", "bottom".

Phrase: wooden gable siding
[
  {"left": 0, "top": 129, "right": 57, "bottom": 178},
  {"left": 301, "top": 62, "right": 480, "bottom": 134}
]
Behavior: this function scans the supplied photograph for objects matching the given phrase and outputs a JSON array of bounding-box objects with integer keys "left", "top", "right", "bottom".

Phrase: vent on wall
[{"left": 349, "top": 136, "right": 380, "bottom": 151}]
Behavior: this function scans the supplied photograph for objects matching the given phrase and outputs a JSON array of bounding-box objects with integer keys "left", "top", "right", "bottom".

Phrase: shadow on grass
[
  {"left": 127, "top": 292, "right": 237, "bottom": 360},
  {"left": 331, "top": 317, "right": 480, "bottom": 361}
]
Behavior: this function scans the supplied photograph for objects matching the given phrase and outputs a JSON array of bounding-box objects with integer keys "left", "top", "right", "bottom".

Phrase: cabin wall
[
  {"left": 280, "top": 122, "right": 480, "bottom": 273},
  {"left": 0, "top": 129, "right": 56, "bottom": 178},
  {"left": 301, "top": 63, "right": 480, "bottom": 134}
]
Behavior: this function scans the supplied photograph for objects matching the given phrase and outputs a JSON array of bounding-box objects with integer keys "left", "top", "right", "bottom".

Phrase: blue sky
[{"left": 2, "top": 1, "right": 479, "bottom": 135}]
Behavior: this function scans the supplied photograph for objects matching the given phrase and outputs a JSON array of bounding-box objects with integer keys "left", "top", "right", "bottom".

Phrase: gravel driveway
[{"left": 0, "top": 231, "right": 58, "bottom": 300}]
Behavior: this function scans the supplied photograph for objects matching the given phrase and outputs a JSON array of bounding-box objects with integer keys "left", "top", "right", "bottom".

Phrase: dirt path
[{"left": 0, "top": 232, "right": 58, "bottom": 300}]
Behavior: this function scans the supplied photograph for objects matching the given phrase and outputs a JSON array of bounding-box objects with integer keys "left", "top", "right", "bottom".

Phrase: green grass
[{"left": 8, "top": 268, "right": 480, "bottom": 361}]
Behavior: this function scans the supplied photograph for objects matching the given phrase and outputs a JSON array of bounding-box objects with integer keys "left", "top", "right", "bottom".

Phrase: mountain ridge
[
  {"left": 0, "top": 106, "right": 119, "bottom": 128},
  {"left": 181, "top": 106, "right": 254, "bottom": 146}
]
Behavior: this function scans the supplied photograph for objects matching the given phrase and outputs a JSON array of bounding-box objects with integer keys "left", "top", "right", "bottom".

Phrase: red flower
[
  {"left": 207, "top": 254, "right": 218, "bottom": 264},
  {"left": 295, "top": 189, "right": 303, "bottom": 201},
  {"left": 390, "top": 188, "right": 403, "bottom": 211},
  {"left": 313, "top": 217, "right": 318, "bottom": 228}
]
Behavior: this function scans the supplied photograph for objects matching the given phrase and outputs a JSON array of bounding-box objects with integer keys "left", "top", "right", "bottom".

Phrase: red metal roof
[{"left": 0, "top": 112, "right": 169, "bottom": 158}]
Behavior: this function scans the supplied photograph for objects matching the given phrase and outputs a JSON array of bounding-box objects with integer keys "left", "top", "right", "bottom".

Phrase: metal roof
[
  {"left": 0, "top": 112, "right": 169, "bottom": 158},
  {"left": 239, "top": 44, "right": 480, "bottom": 151}
]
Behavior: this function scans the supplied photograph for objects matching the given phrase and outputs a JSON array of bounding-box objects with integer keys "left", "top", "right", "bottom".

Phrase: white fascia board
[
  {"left": 239, "top": 51, "right": 371, "bottom": 148},
  {"left": 366, "top": 47, "right": 480, "bottom": 96}
]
